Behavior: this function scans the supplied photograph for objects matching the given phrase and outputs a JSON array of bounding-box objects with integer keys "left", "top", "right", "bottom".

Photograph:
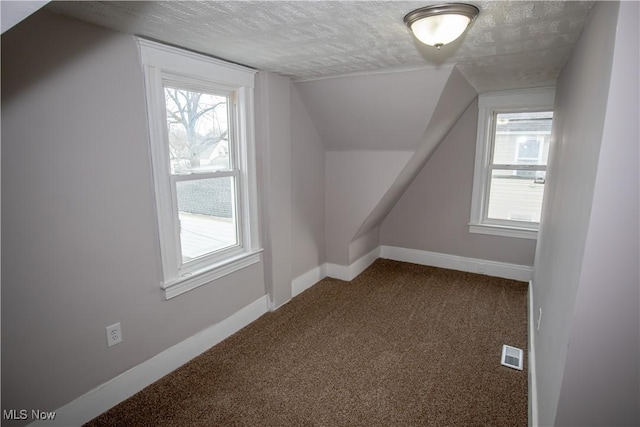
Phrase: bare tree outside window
[
  {"left": 163, "top": 86, "right": 237, "bottom": 261},
  {"left": 164, "top": 87, "right": 230, "bottom": 173},
  {"left": 140, "top": 39, "right": 260, "bottom": 298}
]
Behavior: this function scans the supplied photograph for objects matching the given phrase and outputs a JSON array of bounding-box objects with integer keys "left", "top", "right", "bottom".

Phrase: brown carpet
[{"left": 86, "top": 259, "right": 529, "bottom": 426}]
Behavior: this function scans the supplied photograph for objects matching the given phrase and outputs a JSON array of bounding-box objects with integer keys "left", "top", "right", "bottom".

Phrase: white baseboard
[
  {"left": 379, "top": 245, "right": 533, "bottom": 282},
  {"left": 36, "top": 247, "right": 534, "bottom": 426},
  {"left": 32, "top": 295, "right": 270, "bottom": 427},
  {"left": 326, "top": 246, "right": 380, "bottom": 281},
  {"left": 319, "top": 246, "right": 531, "bottom": 283},
  {"left": 291, "top": 264, "right": 327, "bottom": 297},
  {"left": 288, "top": 247, "right": 381, "bottom": 304},
  {"left": 325, "top": 262, "right": 349, "bottom": 281},
  {"left": 528, "top": 280, "right": 538, "bottom": 427}
]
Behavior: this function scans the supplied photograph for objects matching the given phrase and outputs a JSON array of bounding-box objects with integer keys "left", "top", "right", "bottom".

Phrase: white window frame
[
  {"left": 469, "top": 88, "right": 555, "bottom": 240},
  {"left": 138, "top": 38, "right": 262, "bottom": 299}
]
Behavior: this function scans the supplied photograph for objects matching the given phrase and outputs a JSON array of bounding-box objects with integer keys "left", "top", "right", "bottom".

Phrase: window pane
[
  {"left": 165, "top": 87, "right": 231, "bottom": 174},
  {"left": 487, "top": 170, "right": 546, "bottom": 223},
  {"left": 493, "top": 111, "right": 553, "bottom": 166},
  {"left": 176, "top": 177, "right": 237, "bottom": 261}
]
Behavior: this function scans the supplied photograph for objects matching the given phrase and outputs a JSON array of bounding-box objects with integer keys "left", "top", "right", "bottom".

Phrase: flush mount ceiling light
[{"left": 404, "top": 3, "right": 479, "bottom": 50}]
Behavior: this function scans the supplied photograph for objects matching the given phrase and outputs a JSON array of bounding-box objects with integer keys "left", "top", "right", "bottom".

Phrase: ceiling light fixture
[{"left": 404, "top": 3, "right": 479, "bottom": 50}]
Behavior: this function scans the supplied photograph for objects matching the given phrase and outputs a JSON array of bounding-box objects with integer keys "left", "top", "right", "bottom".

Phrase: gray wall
[
  {"left": 256, "top": 74, "right": 328, "bottom": 305},
  {"left": 295, "top": 67, "right": 455, "bottom": 267},
  {"left": 325, "top": 150, "right": 412, "bottom": 265},
  {"left": 380, "top": 99, "right": 537, "bottom": 266},
  {"left": 1, "top": 11, "right": 266, "bottom": 418},
  {"left": 361, "top": 67, "right": 478, "bottom": 252},
  {"left": 533, "top": 1, "right": 640, "bottom": 425},
  {"left": 1, "top": 11, "right": 331, "bottom": 417},
  {"left": 255, "top": 72, "right": 292, "bottom": 309},
  {"left": 290, "top": 85, "right": 326, "bottom": 278},
  {"left": 298, "top": 66, "right": 478, "bottom": 267}
]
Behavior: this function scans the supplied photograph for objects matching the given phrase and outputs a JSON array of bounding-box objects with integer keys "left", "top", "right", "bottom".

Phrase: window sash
[
  {"left": 489, "top": 164, "right": 547, "bottom": 171},
  {"left": 171, "top": 170, "right": 237, "bottom": 181},
  {"left": 139, "top": 38, "right": 261, "bottom": 299},
  {"left": 170, "top": 171, "right": 243, "bottom": 273},
  {"left": 469, "top": 88, "right": 555, "bottom": 239},
  {"left": 163, "top": 82, "right": 237, "bottom": 175},
  {"left": 483, "top": 136, "right": 549, "bottom": 227},
  {"left": 160, "top": 76, "right": 243, "bottom": 268},
  {"left": 482, "top": 164, "right": 548, "bottom": 229},
  {"left": 482, "top": 108, "right": 551, "bottom": 228}
]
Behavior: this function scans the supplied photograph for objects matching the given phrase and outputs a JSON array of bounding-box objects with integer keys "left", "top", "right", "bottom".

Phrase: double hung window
[
  {"left": 165, "top": 83, "right": 239, "bottom": 260},
  {"left": 139, "top": 39, "right": 261, "bottom": 299},
  {"left": 469, "top": 88, "right": 555, "bottom": 239}
]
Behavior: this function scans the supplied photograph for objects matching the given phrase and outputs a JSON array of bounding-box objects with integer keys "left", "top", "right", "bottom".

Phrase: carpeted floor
[{"left": 86, "top": 259, "right": 529, "bottom": 426}]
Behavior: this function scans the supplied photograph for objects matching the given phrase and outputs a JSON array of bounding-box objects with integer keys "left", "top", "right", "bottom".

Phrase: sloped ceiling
[
  {"left": 294, "top": 66, "right": 453, "bottom": 150},
  {"left": 1, "top": 1, "right": 49, "bottom": 33},
  {"left": 354, "top": 67, "right": 478, "bottom": 242},
  {"left": 46, "top": 1, "right": 595, "bottom": 93}
]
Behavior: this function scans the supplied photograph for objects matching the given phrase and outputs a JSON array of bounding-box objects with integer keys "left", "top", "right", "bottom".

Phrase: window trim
[
  {"left": 138, "top": 38, "right": 262, "bottom": 299},
  {"left": 469, "top": 88, "right": 555, "bottom": 240}
]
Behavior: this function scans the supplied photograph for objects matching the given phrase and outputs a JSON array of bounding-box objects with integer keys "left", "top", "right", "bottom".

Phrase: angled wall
[
  {"left": 553, "top": 4, "right": 639, "bottom": 421},
  {"left": 296, "top": 67, "right": 478, "bottom": 267},
  {"left": 290, "top": 85, "right": 326, "bottom": 279},
  {"left": 325, "top": 150, "right": 413, "bottom": 264},
  {"left": 533, "top": 1, "right": 640, "bottom": 425},
  {"left": 1, "top": 11, "right": 266, "bottom": 420},
  {"left": 355, "top": 67, "right": 478, "bottom": 250},
  {"left": 256, "top": 72, "right": 293, "bottom": 309},
  {"left": 380, "top": 99, "right": 536, "bottom": 266},
  {"left": 256, "top": 74, "right": 327, "bottom": 306}
]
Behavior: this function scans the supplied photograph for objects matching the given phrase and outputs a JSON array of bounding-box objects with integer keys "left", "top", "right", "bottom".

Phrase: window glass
[
  {"left": 487, "top": 170, "right": 546, "bottom": 223},
  {"left": 487, "top": 111, "right": 552, "bottom": 225},
  {"left": 492, "top": 111, "right": 553, "bottom": 165},
  {"left": 176, "top": 177, "right": 238, "bottom": 261},
  {"left": 516, "top": 138, "right": 542, "bottom": 164},
  {"left": 164, "top": 87, "right": 231, "bottom": 174}
]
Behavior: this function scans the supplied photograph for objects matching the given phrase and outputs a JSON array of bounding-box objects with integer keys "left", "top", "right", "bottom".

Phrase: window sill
[
  {"left": 468, "top": 223, "right": 538, "bottom": 240},
  {"left": 162, "top": 249, "right": 263, "bottom": 300}
]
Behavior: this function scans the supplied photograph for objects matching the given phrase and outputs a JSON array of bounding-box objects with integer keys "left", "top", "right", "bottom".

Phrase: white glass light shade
[
  {"left": 404, "top": 4, "right": 479, "bottom": 49},
  {"left": 409, "top": 14, "right": 471, "bottom": 47}
]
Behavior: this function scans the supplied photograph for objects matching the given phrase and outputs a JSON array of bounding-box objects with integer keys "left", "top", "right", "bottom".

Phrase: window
[
  {"left": 139, "top": 39, "right": 261, "bottom": 299},
  {"left": 469, "top": 88, "right": 555, "bottom": 239}
]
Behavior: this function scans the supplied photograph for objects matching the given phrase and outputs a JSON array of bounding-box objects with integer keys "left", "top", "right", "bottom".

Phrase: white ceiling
[{"left": 46, "top": 1, "right": 595, "bottom": 92}]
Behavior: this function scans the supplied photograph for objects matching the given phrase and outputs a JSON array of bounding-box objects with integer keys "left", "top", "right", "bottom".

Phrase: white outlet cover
[{"left": 106, "top": 323, "right": 122, "bottom": 347}]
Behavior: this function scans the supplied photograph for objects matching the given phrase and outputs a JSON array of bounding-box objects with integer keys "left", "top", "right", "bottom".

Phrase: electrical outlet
[{"left": 106, "top": 323, "right": 122, "bottom": 347}]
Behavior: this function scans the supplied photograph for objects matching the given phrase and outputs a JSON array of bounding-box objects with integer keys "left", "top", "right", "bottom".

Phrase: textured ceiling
[{"left": 46, "top": 1, "right": 595, "bottom": 92}]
